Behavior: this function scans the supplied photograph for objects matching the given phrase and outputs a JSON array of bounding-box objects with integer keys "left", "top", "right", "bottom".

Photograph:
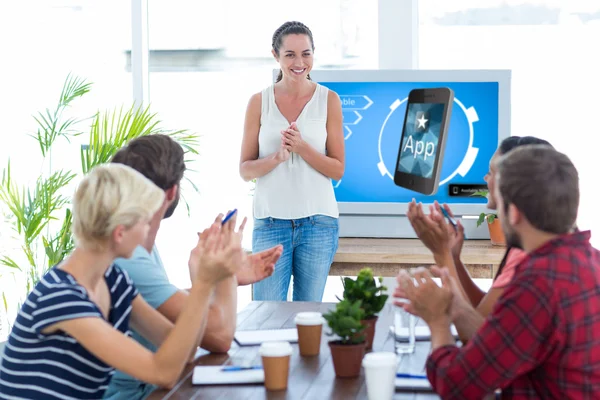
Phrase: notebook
[
  {"left": 234, "top": 328, "right": 298, "bottom": 346},
  {"left": 389, "top": 325, "right": 459, "bottom": 341},
  {"left": 192, "top": 366, "right": 264, "bottom": 385}
]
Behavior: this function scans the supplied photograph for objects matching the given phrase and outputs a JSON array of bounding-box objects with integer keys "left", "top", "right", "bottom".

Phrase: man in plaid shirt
[{"left": 395, "top": 145, "right": 600, "bottom": 399}]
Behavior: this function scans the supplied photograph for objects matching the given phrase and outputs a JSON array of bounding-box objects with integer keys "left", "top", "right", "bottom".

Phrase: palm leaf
[
  {"left": 0, "top": 256, "right": 22, "bottom": 273},
  {"left": 81, "top": 104, "right": 200, "bottom": 174}
]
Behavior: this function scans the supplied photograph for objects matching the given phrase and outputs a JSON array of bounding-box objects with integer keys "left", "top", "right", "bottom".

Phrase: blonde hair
[{"left": 72, "top": 163, "right": 165, "bottom": 251}]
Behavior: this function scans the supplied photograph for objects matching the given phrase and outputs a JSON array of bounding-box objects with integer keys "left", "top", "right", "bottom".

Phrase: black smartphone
[{"left": 393, "top": 88, "right": 454, "bottom": 195}]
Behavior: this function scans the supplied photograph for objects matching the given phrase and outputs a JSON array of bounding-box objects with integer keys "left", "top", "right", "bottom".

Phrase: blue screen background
[
  {"left": 317, "top": 81, "right": 499, "bottom": 204},
  {"left": 397, "top": 103, "right": 445, "bottom": 178}
]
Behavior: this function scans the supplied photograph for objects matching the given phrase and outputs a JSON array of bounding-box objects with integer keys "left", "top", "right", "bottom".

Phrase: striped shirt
[{"left": 0, "top": 265, "right": 138, "bottom": 399}]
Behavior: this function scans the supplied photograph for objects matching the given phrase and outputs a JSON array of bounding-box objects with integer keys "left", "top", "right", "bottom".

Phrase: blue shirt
[
  {"left": 103, "top": 246, "right": 178, "bottom": 400},
  {"left": 0, "top": 265, "right": 138, "bottom": 400}
]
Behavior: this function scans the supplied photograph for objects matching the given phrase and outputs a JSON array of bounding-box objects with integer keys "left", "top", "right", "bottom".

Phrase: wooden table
[
  {"left": 148, "top": 301, "right": 440, "bottom": 399},
  {"left": 331, "top": 238, "right": 506, "bottom": 279}
]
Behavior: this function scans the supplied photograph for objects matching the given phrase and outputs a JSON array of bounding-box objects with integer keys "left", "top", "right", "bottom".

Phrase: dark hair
[
  {"left": 111, "top": 134, "right": 185, "bottom": 191},
  {"left": 272, "top": 21, "right": 314, "bottom": 83},
  {"left": 497, "top": 145, "right": 578, "bottom": 234},
  {"left": 494, "top": 136, "right": 554, "bottom": 280},
  {"left": 498, "top": 136, "right": 553, "bottom": 155}
]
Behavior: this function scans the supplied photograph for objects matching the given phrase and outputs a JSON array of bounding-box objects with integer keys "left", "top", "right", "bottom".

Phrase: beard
[
  {"left": 502, "top": 219, "right": 523, "bottom": 249},
  {"left": 163, "top": 189, "right": 180, "bottom": 219}
]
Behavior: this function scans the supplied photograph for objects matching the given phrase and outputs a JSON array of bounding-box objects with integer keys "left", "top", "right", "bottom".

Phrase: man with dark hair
[
  {"left": 104, "top": 134, "right": 282, "bottom": 400},
  {"left": 402, "top": 136, "right": 555, "bottom": 343},
  {"left": 395, "top": 145, "right": 600, "bottom": 398}
]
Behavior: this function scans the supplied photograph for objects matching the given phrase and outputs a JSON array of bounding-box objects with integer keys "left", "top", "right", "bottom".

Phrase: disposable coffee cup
[
  {"left": 259, "top": 341, "right": 293, "bottom": 391},
  {"left": 362, "top": 352, "right": 398, "bottom": 400},
  {"left": 294, "top": 312, "right": 324, "bottom": 356}
]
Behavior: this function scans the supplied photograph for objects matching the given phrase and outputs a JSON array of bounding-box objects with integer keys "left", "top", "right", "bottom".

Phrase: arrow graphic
[
  {"left": 342, "top": 110, "right": 362, "bottom": 125},
  {"left": 344, "top": 126, "right": 352, "bottom": 140},
  {"left": 339, "top": 95, "right": 373, "bottom": 110}
]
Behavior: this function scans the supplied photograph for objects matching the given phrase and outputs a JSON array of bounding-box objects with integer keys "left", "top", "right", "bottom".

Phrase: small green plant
[
  {"left": 472, "top": 189, "right": 497, "bottom": 227},
  {"left": 340, "top": 268, "right": 388, "bottom": 320},
  {"left": 323, "top": 299, "right": 366, "bottom": 345}
]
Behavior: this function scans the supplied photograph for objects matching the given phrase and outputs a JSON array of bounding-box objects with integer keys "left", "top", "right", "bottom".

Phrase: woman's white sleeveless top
[{"left": 253, "top": 83, "right": 339, "bottom": 219}]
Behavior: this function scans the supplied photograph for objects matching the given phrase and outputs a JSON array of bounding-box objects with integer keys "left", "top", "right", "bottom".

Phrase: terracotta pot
[
  {"left": 361, "top": 316, "right": 378, "bottom": 351},
  {"left": 329, "top": 340, "right": 366, "bottom": 378},
  {"left": 488, "top": 219, "right": 506, "bottom": 246}
]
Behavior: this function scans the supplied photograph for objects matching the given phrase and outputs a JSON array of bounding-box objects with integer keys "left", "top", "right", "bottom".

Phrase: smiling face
[
  {"left": 273, "top": 34, "right": 314, "bottom": 82},
  {"left": 484, "top": 150, "right": 501, "bottom": 209}
]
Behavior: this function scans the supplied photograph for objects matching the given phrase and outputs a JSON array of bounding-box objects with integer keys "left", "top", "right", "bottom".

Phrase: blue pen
[
  {"left": 221, "top": 209, "right": 237, "bottom": 225},
  {"left": 396, "top": 373, "right": 428, "bottom": 380},
  {"left": 439, "top": 207, "right": 467, "bottom": 239},
  {"left": 221, "top": 365, "right": 263, "bottom": 372}
]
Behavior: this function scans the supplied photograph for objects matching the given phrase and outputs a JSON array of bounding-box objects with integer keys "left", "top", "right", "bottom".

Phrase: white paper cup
[{"left": 362, "top": 352, "right": 397, "bottom": 400}]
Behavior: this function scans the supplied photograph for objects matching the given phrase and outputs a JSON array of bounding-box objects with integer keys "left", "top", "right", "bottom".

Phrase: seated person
[
  {"left": 396, "top": 145, "right": 600, "bottom": 398},
  {"left": 0, "top": 163, "right": 244, "bottom": 399},
  {"left": 405, "top": 137, "right": 553, "bottom": 332},
  {"left": 104, "top": 134, "right": 283, "bottom": 400}
]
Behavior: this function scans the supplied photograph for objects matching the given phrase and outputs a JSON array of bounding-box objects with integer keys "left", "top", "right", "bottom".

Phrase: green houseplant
[
  {"left": 0, "top": 74, "right": 200, "bottom": 329},
  {"left": 340, "top": 267, "right": 388, "bottom": 350},
  {"left": 323, "top": 299, "right": 367, "bottom": 378},
  {"left": 472, "top": 190, "right": 496, "bottom": 227},
  {"left": 472, "top": 189, "right": 505, "bottom": 246}
]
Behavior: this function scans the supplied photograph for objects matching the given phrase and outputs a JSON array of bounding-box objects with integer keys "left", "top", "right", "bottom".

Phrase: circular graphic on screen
[{"left": 377, "top": 97, "right": 479, "bottom": 186}]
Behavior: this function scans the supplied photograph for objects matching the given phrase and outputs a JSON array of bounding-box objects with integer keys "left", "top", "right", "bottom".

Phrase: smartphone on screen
[{"left": 393, "top": 88, "right": 454, "bottom": 195}]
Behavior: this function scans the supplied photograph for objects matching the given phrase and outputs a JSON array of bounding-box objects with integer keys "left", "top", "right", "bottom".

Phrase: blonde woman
[{"left": 0, "top": 163, "right": 243, "bottom": 399}]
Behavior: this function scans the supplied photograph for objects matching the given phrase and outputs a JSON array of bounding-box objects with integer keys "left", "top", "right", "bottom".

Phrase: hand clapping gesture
[
  {"left": 394, "top": 267, "right": 453, "bottom": 325},
  {"left": 406, "top": 200, "right": 464, "bottom": 259},
  {"left": 188, "top": 212, "right": 245, "bottom": 286}
]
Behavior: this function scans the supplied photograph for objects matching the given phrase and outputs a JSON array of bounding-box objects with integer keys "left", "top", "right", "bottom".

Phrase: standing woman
[{"left": 239, "top": 21, "right": 344, "bottom": 302}]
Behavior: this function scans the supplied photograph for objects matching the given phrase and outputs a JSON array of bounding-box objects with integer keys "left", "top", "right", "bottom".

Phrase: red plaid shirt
[{"left": 426, "top": 230, "right": 600, "bottom": 399}]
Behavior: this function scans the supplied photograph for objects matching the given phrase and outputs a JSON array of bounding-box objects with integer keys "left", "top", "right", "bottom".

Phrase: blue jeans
[{"left": 252, "top": 215, "right": 339, "bottom": 302}]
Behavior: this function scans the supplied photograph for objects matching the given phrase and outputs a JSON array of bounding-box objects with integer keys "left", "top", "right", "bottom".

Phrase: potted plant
[
  {"left": 340, "top": 268, "right": 388, "bottom": 350},
  {"left": 323, "top": 299, "right": 367, "bottom": 378},
  {"left": 473, "top": 190, "right": 505, "bottom": 246}
]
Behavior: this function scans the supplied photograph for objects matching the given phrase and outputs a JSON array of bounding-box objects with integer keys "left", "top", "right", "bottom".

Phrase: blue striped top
[{"left": 0, "top": 264, "right": 138, "bottom": 399}]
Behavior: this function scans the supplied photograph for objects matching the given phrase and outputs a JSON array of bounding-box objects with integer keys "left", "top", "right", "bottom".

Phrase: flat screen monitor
[{"left": 272, "top": 69, "right": 511, "bottom": 237}]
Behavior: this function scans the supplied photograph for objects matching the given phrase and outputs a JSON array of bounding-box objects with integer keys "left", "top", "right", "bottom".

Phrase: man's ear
[
  {"left": 507, "top": 203, "right": 522, "bottom": 226},
  {"left": 165, "top": 184, "right": 178, "bottom": 202}
]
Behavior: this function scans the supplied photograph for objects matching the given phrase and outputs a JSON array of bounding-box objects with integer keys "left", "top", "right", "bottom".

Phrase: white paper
[
  {"left": 389, "top": 325, "right": 458, "bottom": 341},
  {"left": 395, "top": 377, "right": 433, "bottom": 391},
  {"left": 234, "top": 328, "right": 298, "bottom": 346},
  {"left": 192, "top": 366, "right": 265, "bottom": 385}
]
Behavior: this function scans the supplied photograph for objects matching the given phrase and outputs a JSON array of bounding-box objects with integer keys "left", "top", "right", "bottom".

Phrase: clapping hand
[
  {"left": 394, "top": 267, "right": 453, "bottom": 325},
  {"left": 236, "top": 245, "right": 283, "bottom": 286},
  {"left": 407, "top": 199, "right": 463, "bottom": 259},
  {"left": 432, "top": 202, "right": 465, "bottom": 260},
  {"left": 188, "top": 212, "right": 244, "bottom": 286}
]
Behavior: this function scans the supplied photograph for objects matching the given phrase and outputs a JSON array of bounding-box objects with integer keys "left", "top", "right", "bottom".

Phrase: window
[
  {"left": 0, "top": 0, "right": 132, "bottom": 340},
  {"left": 148, "top": 0, "right": 378, "bottom": 306},
  {"left": 419, "top": 0, "right": 600, "bottom": 247}
]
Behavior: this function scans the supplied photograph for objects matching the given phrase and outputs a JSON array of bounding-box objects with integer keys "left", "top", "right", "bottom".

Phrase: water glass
[{"left": 394, "top": 305, "right": 416, "bottom": 354}]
